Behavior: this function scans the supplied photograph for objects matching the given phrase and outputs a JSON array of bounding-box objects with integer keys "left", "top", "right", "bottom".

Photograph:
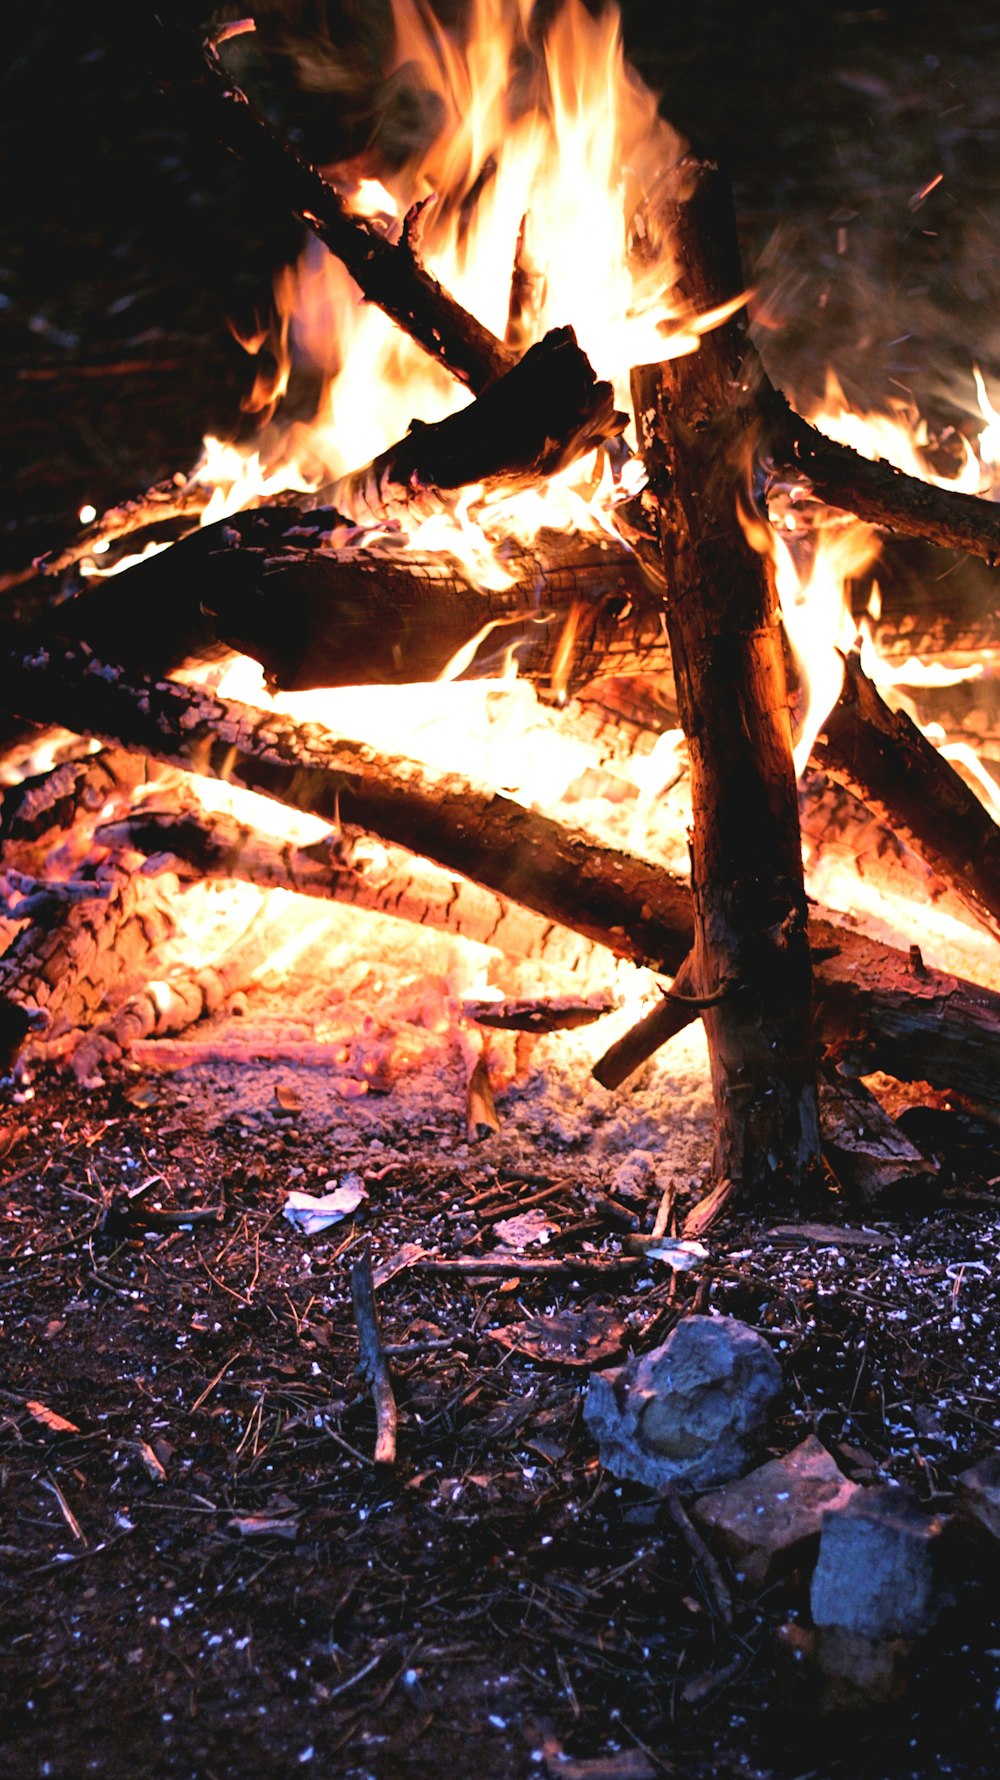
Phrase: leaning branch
[{"left": 151, "top": 15, "right": 514, "bottom": 395}]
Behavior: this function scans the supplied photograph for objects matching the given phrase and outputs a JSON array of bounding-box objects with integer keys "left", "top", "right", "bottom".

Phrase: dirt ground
[{"left": 4, "top": 3, "right": 1000, "bottom": 1777}]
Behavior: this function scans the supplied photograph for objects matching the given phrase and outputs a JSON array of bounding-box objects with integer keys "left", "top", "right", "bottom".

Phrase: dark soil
[
  {"left": 3, "top": 1063, "right": 1000, "bottom": 1780},
  {"left": 4, "top": 4, "right": 1000, "bottom": 1777}
]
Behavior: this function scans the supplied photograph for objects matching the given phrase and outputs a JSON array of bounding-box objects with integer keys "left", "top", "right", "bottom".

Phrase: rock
[
  {"left": 957, "top": 1451, "right": 1000, "bottom": 1544},
  {"left": 583, "top": 1314, "right": 783, "bottom": 1491},
  {"left": 691, "top": 1435, "right": 859, "bottom": 1585},
  {"left": 810, "top": 1486, "right": 948, "bottom": 1639},
  {"left": 814, "top": 1626, "right": 913, "bottom": 1712}
]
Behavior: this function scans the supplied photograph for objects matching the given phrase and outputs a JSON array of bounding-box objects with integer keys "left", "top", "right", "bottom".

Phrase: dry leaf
[
  {"left": 490, "top": 1304, "right": 626, "bottom": 1368},
  {"left": 494, "top": 1208, "right": 557, "bottom": 1250},
  {"left": 466, "top": 1054, "right": 500, "bottom": 1140},
  {"left": 25, "top": 1400, "right": 80, "bottom": 1435}
]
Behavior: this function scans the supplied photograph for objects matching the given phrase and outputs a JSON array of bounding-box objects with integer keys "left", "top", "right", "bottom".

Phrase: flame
[{"left": 758, "top": 364, "right": 1000, "bottom": 798}]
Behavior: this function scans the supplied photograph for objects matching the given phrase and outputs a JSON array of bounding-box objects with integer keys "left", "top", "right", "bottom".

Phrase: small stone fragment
[
  {"left": 810, "top": 1486, "right": 948, "bottom": 1640},
  {"left": 957, "top": 1451, "right": 1000, "bottom": 1544},
  {"left": 692, "top": 1435, "right": 858, "bottom": 1585},
  {"left": 583, "top": 1314, "right": 783, "bottom": 1491}
]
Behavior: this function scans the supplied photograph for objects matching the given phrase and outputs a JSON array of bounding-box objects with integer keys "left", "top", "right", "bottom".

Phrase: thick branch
[
  {"left": 99, "top": 803, "right": 603, "bottom": 978},
  {"left": 631, "top": 159, "right": 820, "bottom": 1191},
  {"left": 325, "top": 327, "right": 621, "bottom": 523}
]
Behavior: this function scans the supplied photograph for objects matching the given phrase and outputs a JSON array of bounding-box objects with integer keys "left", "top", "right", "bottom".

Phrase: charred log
[
  {"left": 631, "top": 158, "right": 820, "bottom": 1193},
  {"left": 813, "top": 652, "right": 1000, "bottom": 936},
  {"left": 0, "top": 870, "right": 174, "bottom": 1070},
  {"left": 764, "top": 384, "right": 1000, "bottom": 569},
  {"left": 150, "top": 16, "right": 515, "bottom": 396}
]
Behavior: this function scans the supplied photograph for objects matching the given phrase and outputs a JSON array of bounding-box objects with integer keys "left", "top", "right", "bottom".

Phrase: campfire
[{"left": 3, "top": 0, "right": 1000, "bottom": 1224}]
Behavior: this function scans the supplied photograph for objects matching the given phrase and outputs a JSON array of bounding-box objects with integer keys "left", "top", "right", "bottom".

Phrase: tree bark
[{"left": 631, "top": 158, "right": 820, "bottom": 1193}]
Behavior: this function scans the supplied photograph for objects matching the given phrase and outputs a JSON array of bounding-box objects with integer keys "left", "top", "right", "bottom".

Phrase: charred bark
[
  {"left": 764, "top": 384, "right": 1000, "bottom": 568},
  {"left": 631, "top": 159, "right": 820, "bottom": 1193},
  {"left": 150, "top": 17, "right": 514, "bottom": 396},
  {"left": 0, "top": 871, "right": 174, "bottom": 1070}
]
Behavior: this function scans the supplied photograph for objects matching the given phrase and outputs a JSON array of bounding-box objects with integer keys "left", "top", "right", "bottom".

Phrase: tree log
[
  {"left": 631, "top": 159, "right": 820, "bottom": 1192},
  {"left": 149, "top": 16, "right": 514, "bottom": 396},
  {"left": 0, "top": 870, "right": 174, "bottom": 1070},
  {"left": 812, "top": 652, "right": 1000, "bottom": 936},
  {"left": 70, "top": 903, "right": 303, "bottom": 1086}
]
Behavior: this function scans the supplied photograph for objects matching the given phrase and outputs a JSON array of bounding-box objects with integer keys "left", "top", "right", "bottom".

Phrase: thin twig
[
  {"left": 661, "top": 1485, "right": 733, "bottom": 1627},
  {"left": 350, "top": 1240, "right": 398, "bottom": 1467}
]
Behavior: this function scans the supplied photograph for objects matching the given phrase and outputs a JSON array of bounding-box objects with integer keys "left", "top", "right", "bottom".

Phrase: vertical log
[{"left": 630, "top": 158, "right": 820, "bottom": 1195}]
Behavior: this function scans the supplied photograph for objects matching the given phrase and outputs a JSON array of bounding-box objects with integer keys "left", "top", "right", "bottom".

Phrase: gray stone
[
  {"left": 583, "top": 1314, "right": 783, "bottom": 1491},
  {"left": 810, "top": 1486, "right": 948, "bottom": 1639},
  {"left": 957, "top": 1451, "right": 1000, "bottom": 1544},
  {"left": 692, "top": 1435, "right": 859, "bottom": 1584}
]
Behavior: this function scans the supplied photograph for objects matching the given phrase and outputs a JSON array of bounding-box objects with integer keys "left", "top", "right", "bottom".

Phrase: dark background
[{"left": 3, "top": 1, "right": 1000, "bottom": 567}]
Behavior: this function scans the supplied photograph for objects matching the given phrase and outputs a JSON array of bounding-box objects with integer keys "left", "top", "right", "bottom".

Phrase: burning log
[
  {"left": 809, "top": 915, "right": 1000, "bottom": 1117},
  {"left": 70, "top": 904, "right": 306, "bottom": 1087},
  {"left": 98, "top": 803, "right": 604, "bottom": 978},
  {"left": 1, "top": 749, "right": 164, "bottom": 862},
  {"left": 38, "top": 473, "right": 221, "bottom": 579},
  {"left": 631, "top": 159, "right": 820, "bottom": 1194},
  {"left": 812, "top": 652, "right": 1000, "bottom": 936},
  {"left": 0, "top": 870, "right": 174, "bottom": 1070},
  {"left": 324, "top": 326, "right": 622, "bottom": 524},
  {"left": 1, "top": 646, "right": 998, "bottom": 1116},
  {"left": 190, "top": 530, "right": 668, "bottom": 697},
  {"left": 0, "top": 645, "right": 694, "bottom": 976},
  {"left": 763, "top": 385, "right": 1000, "bottom": 569}
]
